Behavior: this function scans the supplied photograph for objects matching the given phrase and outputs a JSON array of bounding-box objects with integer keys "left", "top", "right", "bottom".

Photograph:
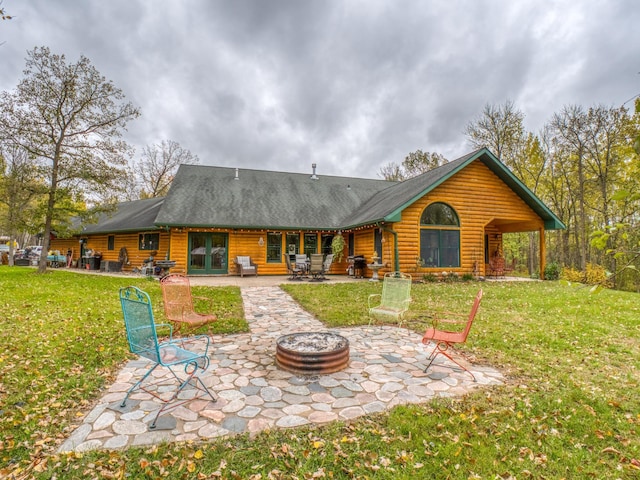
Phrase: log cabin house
[{"left": 50, "top": 148, "right": 564, "bottom": 278}]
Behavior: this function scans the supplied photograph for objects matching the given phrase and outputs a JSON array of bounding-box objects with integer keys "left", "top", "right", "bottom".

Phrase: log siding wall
[
  {"left": 49, "top": 160, "right": 547, "bottom": 277},
  {"left": 391, "top": 160, "right": 543, "bottom": 276}
]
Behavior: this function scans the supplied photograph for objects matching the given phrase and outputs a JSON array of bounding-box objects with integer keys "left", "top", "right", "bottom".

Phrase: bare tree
[
  {"left": 0, "top": 1, "right": 12, "bottom": 21},
  {"left": 465, "top": 100, "right": 526, "bottom": 166},
  {"left": 379, "top": 150, "right": 447, "bottom": 181},
  {"left": 0, "top": 46, "right": 140, "bottom": 272},
  {"left": 0, "top": 0, "right": 12, "bottom": 46},
  {"left": 135, "top": 140, "right": 199, "bottom": 198}
]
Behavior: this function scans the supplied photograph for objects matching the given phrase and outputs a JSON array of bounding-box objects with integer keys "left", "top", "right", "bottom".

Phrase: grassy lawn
[{"left": 1, "top": 267, "right": 639, "bottom": 479}]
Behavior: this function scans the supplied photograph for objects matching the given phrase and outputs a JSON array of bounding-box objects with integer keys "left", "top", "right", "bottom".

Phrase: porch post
[
  {"left": 382, "top": 227, "right": 399, "bottom": 271},
  {"left": 539, "top": 227, "right": 546, "bottom": 280}
]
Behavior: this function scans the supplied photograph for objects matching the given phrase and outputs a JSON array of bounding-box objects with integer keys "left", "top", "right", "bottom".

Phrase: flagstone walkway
[{"left": 59, "top": 286, "right": 503, "bottom": 452}]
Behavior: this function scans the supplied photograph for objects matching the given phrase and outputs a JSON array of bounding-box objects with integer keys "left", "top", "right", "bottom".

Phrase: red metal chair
[
  {"left": 421, "top": 289, "right": 483, "bottom": 380},
  {"left": 160, "top": 274, "right": 217, "bottom": 335},
  {"left": 488, "top": 257, "right": 505, "bottom": 277}
]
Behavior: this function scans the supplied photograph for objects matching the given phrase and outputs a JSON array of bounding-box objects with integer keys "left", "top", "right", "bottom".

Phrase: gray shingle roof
[
  {"left": 154, "top": 166, "right": 395, "bottom": 229},
  {"left": 80, "top": 148, "right": 564, "bottom": 233},
  {"left": 81, "top": 197, "right": 164, "bottom": 234},
  {"left": 340, "top": 152, "right": 473, "bottom": 227}
]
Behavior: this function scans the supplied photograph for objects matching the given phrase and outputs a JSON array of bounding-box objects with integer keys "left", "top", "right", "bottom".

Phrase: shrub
[
  {"left": 441, "top": 271, "right": 459, "bottom": 282},
  {"left": 544, "top": 261, "right": 561, "bottom": 280},
  {"left": 585, "top": 263, "right": 612, "bottom": 287},
  {"left": 560, "top": 263, "right": 612, "bottom": 288},
  {"left": 462, "top": 273, "right": 474, "bottom": 282},
  {"left": 561, "top": 266, "right": 584, "bottom": 283},
  {"left": 422, "top": 273, "right": 438, "bottom": 282}
]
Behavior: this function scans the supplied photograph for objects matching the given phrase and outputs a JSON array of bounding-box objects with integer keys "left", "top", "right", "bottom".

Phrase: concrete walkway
[{"left": 59, "top": 283, "right": 503, "bottom": 453}]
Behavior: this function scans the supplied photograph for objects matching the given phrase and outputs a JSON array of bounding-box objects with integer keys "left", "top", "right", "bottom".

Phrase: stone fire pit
[{"left": 275, "top": 332, "right": 350, "bottom": 374}]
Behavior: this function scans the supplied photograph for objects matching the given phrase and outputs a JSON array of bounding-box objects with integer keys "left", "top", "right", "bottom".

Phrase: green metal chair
[
  {"left": 119, "top": 286, "right": 216, "bottom": 429},
  {"left": 368, "top": 271, "right": 412, "bottom": 327}
]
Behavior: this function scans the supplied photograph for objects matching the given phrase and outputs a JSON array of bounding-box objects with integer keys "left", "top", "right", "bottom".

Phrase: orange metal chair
[
  {"left": 160, "top": 274, "right": 217, "bottom": 335},
  {"left": 421, "top": 289, "right": 483, "bottom": 380}
]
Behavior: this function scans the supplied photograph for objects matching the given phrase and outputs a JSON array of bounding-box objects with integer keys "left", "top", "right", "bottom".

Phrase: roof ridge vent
[{"left": 310, "top": 163, "right": 319, "bottom": 180}]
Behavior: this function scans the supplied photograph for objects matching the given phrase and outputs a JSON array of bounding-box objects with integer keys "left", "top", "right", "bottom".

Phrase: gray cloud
[{"left": 1, "top": 0, "right": 638, "bottom": 178}]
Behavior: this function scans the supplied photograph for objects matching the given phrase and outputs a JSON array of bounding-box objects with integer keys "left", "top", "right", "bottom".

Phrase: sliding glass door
[{"left": 188, "top": 232, "right": 228, "bottom": 274}]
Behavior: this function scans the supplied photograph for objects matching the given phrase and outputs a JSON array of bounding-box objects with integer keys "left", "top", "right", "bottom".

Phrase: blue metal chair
[{"left": 119, "top": 286, "right": 216, "bottom": 429}]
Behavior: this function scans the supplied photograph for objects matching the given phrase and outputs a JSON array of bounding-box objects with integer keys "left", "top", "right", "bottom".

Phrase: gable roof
[
  {"left": 154, "top": 165, "right": 395, "bottom": 230},
  {"left": 81, "top": 148, "right": 564, "bottom": 233},
  {"left": 81, "top": 197, "right": 164, "bottom": 234},
  {"left": 341, "top": 148, "right": 565, "bottom": 230}
]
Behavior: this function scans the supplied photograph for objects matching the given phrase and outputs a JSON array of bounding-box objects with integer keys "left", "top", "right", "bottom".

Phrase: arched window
[{"left": 419, "top": 203, "right": 460, "bottom": 268}]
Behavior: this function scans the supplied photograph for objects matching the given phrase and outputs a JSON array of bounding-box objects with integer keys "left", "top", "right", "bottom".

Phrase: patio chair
[
  {"left": 295, "top": 254, "right": 308, "bottom": 275},
  {"left": 322, "top": 253, "right": 334, "bottom": 278},
  {"left": 368, "top": 271, "right": 412, "bottom": 327},
  {"left": 160, "top": 274, "right": 217, "bottom": 335},
  {"left": 488, "top": 256, "right": 505, "bottom": 277},
  {"left": 284, "top": 254, "right": 303, "bottom": 280},
  {"left": 119, "top": 286, "right": 216, "bottom": 429},
  {"left": 421, "top": 289, "right": 483, "bottom": 381},
  {"left": 235, "top": 255, "right": 258, "bottom": 277},
  {"left": 308, "top": 253, "right": 325, "bottom": 281}
]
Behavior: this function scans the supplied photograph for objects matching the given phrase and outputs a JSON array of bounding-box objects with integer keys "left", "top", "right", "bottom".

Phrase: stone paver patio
[{"left": 60, "top": 285, "right": 503, "bottom": 452}]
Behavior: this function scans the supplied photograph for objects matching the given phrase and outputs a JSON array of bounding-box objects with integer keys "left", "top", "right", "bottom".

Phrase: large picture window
[{"left": 419, "top": 203, "right": 460, "bottom": 268}]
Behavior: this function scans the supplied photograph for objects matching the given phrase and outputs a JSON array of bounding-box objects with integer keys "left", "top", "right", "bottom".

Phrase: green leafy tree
[
  {"left": 0, "top": 145, "right": 46, "bottom": 264},
  {"left": 0, "top": 46, "right": 140, "bottom": 272},
  {"left": 550, "top": 104, "right": 636, "bottom": 277}
]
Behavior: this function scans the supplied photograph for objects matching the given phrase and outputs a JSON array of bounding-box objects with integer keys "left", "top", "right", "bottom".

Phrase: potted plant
[{"left": 331, "top": 234, "right": 346, "bottom": 263}]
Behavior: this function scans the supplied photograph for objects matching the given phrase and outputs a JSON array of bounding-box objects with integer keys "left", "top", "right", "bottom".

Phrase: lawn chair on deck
[
  {"left": 488, "top": 256, "right": 505, "bottom": 277},
  {"left": 368, "top": 272, "right": 412, "bottom": 327},
  {"left": 308, "top": 253, "right": 325, "bottom": 281},
  {"left": 322, "top": 254, "right": 334, "bottom": 278},
  {"left": 160, "top": 274, "right": 217, "bottom": 335},
  {"left": 421, "top": 289, "right": 483, "bottom": 381},
  {"left": 119, "top": 286, "right": 216, "bottom": 429},
  {"left": 285, "top": 254, "right": 303, "bottom": 280},
  {"left": 235, "top": 256, "right": 258, "bottom": 277},
  {"left": 295, "top": 254, "right": 308, "bottom": 276}
]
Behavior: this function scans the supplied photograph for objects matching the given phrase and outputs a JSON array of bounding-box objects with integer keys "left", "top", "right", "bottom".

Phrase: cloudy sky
[{"left": 1, "top": 0, "right": 639, "bottom": 178}]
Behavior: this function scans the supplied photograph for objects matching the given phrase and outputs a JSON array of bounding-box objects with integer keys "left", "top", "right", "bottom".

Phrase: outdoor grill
[{"left": 352, "top": 255, "right": 366, "bottom": 278}]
